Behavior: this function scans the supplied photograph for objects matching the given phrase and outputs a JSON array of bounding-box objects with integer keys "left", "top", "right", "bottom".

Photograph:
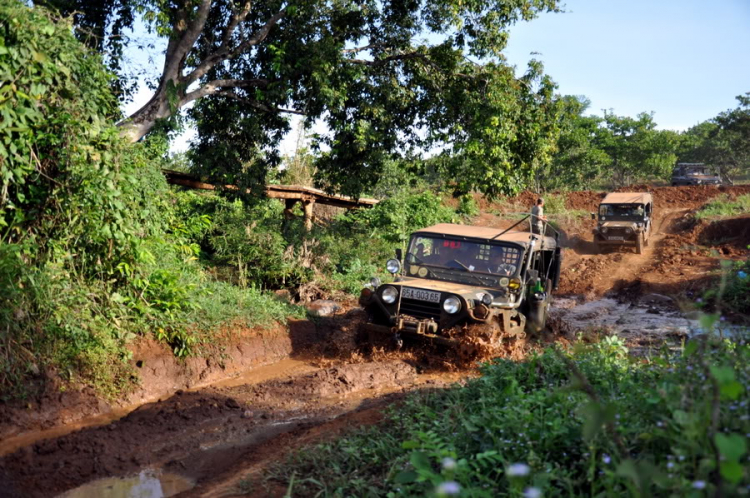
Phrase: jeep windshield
[
  {"left": 599, "top": 204, "right": 645, "bottom": 221},
  {"left": 405, "top": 235, "right": 523, "bottom": 286}
]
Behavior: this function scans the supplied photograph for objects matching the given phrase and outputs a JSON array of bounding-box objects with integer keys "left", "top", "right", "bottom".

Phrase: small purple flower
[
  {"left": 693, "top": 480, "right": 706, "bottom": 490},
  {"left": 507, "top": 463, "right": 531, "bottom": 477},
  {"left": 442, "top": 457, "right": 457, "bottom": 471},
  {"left": 523, "top": 487, "right": 542, "bottom": 498},
  {"left": 738, "top": 271, "right": 748, "bottom": 279},
  {"left": 667, "top": 462, "right": 674, "bottom": 469},
  {"left": 696, "top": 298, "right": 703, "bottom": 303},
  {"left": 436, "top": 481, "right": 461, "bottom": 496},
  {"left": 602, "top": 454, "right": 611, "bottom": 464}
]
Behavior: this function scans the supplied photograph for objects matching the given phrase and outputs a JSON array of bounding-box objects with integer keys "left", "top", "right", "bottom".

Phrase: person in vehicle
[{"left": 531, "top": 198, "right": 547, "bottom": 235}]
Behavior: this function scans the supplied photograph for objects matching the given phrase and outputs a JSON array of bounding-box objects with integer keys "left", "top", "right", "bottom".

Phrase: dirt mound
[
  {"left": 620, "top": 184, "right": 750, "bottom": 211},
  {"left": 698, "top": 216, "right": 750, "bottom": 254},
  {"left": 565, "top": 190, "right": 605, "bottom": 212}
]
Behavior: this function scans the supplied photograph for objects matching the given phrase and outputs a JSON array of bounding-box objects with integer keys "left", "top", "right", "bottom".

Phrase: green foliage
[
  {"left": 723, "top": 259, "right": 750, "bottom": 314},
  {"left": 695, "top": 194, "right": 750, "bottom": 220},
  {"left": 536, "top": 96, "right": 611, "bottom": 191},
  {"left": 339, "top": 191, "right": 458, "bottom": 247},
  {"left": 679, "top": 93, "right": 750, "bottom": 180},
  {"left": 270, "top": 339, "right": 750, "bottom": 496}
]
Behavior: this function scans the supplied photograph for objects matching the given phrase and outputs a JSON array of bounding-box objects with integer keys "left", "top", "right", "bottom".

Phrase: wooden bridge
[{"left": 162, "top": 169, "right": 378, "bottom": 230}]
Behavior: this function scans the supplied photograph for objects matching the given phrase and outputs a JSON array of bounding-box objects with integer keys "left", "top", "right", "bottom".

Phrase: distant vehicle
[
  {"left": 358, "top": 223, "right": 562, "bottom": 360},
  {"left": 591, "top": 192, "right": 653, "bottom": 255},
  {"left": 671, "top": 163, "right": 722, "bottom": 186}
]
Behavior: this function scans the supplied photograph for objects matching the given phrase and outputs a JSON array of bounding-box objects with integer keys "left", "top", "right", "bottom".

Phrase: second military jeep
[
  {"left": 359, "top": 223, "right": 562, "bottom": 359},
  {"left": 671, "top": 163, "right": 722, "bottom": 186},
  {"left": 592, "top": 192, "right": 653, "bottom": 254}
]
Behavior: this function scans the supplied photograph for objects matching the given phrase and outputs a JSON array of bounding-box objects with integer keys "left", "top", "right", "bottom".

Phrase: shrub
[
  {"left": 269, "top": 339, "right": 750, "bottom": 497},
  {"left": 695, "top": 194, "right": 750, "bottom": 220}
]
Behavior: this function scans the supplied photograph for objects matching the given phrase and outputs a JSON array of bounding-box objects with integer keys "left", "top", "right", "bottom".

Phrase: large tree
[
  {"left": 40, "top": 0, "right": 564, "bottom": 196},
  {"left": 679, "top": 93, "right": 750, "bottom": 180},
  {"left": 597, "top": 111, "right": 679, "bottom": 187}
]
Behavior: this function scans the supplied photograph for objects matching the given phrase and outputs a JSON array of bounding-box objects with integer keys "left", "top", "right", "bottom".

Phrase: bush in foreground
[{"left": 268, "top": 338, "right": 749, "bottom": 496}]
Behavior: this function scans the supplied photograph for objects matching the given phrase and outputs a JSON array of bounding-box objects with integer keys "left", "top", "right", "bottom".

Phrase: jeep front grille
[
  {"left": 399, "top": 298, "right": 442, "bottom": 320},
  {"left": 606, "top": 227, "right": 631, "bottom": 237}
]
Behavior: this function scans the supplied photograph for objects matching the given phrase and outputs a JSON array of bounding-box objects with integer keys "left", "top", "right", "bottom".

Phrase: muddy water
[
  {"left": 0, "top": 358, "right": 314, "bottom": 458},
  {"left": 56, "top": 469, "right": 194, "bottom": 498},
  {"left": 551, "top": 296, "right": 748, "bottom": 351}
]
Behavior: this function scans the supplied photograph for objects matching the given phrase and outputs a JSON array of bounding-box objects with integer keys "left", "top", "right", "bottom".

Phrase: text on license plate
[
  {"left": 402, "top": 287, "right": 441, "bottom": 303},
  {"left": 608, "top": 236, "right": 624, "bottom": 240}
]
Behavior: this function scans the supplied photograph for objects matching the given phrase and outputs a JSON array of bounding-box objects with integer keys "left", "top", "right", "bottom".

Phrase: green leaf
[
  {"left": 720, "top": 380, "right": 744, "bottom": 400},
  {"left": 409, "top": 451, "right": 431, "bottom": 471},
  {"left": 401, "top": 440, "right": 420, "bottom": 449},
  {"left": 393, "top": 470, "right": 417, "bottom": 484},
  {"left": 714, "top": 433, "right": 747, "bottom": 462},
  {"left": 709, "top": 365, "right": 735, "bottom": 384},
  {"left": 683, "top": 340, "right": 698, "bottom": 356},
  {"left": 719, "top": 461, "right": 744, "bottom": 484}
]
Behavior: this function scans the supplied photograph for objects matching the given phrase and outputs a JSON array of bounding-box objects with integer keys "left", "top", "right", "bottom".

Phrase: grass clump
[
  {"left": 695, "top": 194, "right": 750, "bottom": 220},
  {"left": 267, "top": 339, "right": 750, "bottom": 497}
]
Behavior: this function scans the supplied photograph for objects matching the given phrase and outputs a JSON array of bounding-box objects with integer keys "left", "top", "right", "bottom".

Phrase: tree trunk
[{"left": 118, "top": 90, "right": 174, "bottom": 143}]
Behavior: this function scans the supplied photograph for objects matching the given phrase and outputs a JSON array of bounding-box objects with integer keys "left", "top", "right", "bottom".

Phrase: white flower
[
  {"left": 436, "top": 481, "right": 461, "bottom": 496},
  {"left": 442, "top": 457, "right": 457, "bottom": 471},
  {"left": 507, "top": 463, "right": 531, "bottom": 477},
  {"left": 692, "top": 480, "right": 706, "bottom": 490},
  {"left": 523, "top": 487, "right": 542, "bottom": 498}
]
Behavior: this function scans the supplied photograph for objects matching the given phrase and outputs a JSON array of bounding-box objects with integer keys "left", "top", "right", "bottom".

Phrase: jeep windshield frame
[
  {"left": 598, "top": 203, "right": 648, "bottom": 222},
  {"left": 405, "top": 234, "right": 526, "bottom": 286}
]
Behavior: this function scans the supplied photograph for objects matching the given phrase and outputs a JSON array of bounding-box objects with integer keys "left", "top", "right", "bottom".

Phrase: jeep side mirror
[
  {"left": 395, "top": 248, "right": 403, "bottom": 261},
  {"left": 590, "top": 213, "right": 596, "bottom": 221}
]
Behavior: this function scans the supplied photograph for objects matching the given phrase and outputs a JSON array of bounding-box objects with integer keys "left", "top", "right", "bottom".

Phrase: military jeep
[
  {"left": 358, "top": 223, "right": 562, "bottom": 358},
  {"left": 671, "top": 163, "right": 722, "bottom": 186},
  {"left": 592, "top": 192, "right": 653, "bottom": 254}
]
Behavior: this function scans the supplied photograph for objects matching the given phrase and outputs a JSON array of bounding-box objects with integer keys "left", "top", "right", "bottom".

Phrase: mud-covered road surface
[{"left": 1, "top": 185, "right": 749, "bottom": 498}]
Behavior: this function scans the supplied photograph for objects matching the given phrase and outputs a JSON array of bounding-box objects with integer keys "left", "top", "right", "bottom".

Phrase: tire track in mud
[{"left": 0, "top": 357, "right": 468, "bottom": 498}]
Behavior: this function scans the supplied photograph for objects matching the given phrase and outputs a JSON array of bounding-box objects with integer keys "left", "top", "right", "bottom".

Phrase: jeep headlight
[
  {"left": 370, "top": 277, "right": 382, "bottom": 288},
  {"left": 381, "top": 286, "right": 398, "bottom": 304},
  {"left": 386, "top": 259, "right": 401, "bottom": 275},
  {"left": 443, "top": 296, "right": 461, "bottom": 314},
  {"left": 499, "top": 277, "right": 510, "bottom": 287}
]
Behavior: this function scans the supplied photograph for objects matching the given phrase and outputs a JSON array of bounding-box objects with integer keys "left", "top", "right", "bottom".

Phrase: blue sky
[{"left": 502, "top": 0, "right": 750, "bottom": 130}]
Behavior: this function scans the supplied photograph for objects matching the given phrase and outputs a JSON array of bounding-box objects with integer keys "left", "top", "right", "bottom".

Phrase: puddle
[
  {"left": 57, "top": 469, "right": 194, "bottom": 498},
  {"left": 551, "top": 297, "right": 748, "bottom": 347}
]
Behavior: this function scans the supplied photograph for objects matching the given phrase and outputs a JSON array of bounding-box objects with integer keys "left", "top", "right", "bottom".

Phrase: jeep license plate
[
  {"left": 608, "top": 236, "right": 624, "bottom": 240},
  {"left": 402, "top": 288, "right": 441, "bottom": 303}
]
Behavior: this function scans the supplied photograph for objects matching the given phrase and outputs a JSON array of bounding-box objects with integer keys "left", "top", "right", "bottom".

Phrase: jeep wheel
[{"left": 636, "top": 233, "right": 644, "bottom": 254}]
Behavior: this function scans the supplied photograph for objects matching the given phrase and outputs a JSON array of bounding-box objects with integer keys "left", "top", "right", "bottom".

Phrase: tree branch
[
  {"left": 181, "top": 78, "right": 269, "bottom": 106},
  {"left": 183, "top": 7, "right": 285, "bottom": 87},
  {"left": 218, "top": 91, "right": 306, "bottom": 115},
  {"left": 347, "top": 51, "right": 425, "bottom": 66},
  {"left": 162, "top": 0, "right": 213, "bottom": 84}
]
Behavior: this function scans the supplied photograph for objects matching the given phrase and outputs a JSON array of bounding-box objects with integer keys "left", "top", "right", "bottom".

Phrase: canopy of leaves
[
  {"left": 679, "top": 93, "right": 750, "bottom": 179},
  {"left": 39, "top": 0, "right": 564, "bottom": 197}
]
